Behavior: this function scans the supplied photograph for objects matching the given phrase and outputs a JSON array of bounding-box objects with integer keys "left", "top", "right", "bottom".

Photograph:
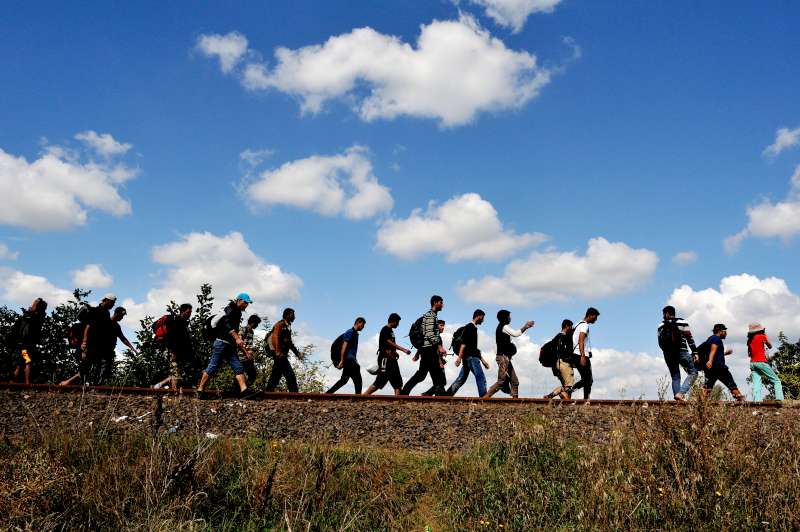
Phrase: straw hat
[{"left": 748, "top": 322, "right": 765, "bottom": 334}]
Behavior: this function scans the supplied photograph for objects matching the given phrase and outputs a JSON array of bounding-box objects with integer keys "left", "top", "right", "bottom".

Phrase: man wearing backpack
[
  {"left": 544, "top": 319, "right": 575, "bottom": 400},
  {"left": 196, "top": 294, "right": 256, "bottom": 399},
  {"left": 95, "top": 306, "right": 139, "bottom": 385},
  {"left": 571, "top": 307, "right": 599, "bottom": 401},
  {"left": 657, "top": 305, "right": 698, "bottom": 401},
  {"left": 699, "top": 324, "right": 745, "bottom": 401},
  {"left": 265, "top": 308, "right": 303, "bottom": 393},
  {"left": 60, "top": 294, "right": 118, "bottom": 386},
  {"left": 445, "top": 310, "right": 490, "bottom": 397},
  {"left": 239, "top": 314, "right": 261, "bottom": 386},
  {"left": 364, "top": 313, "right": 412, "bottom": 396},
  {"left": 11, "top": 298, "right": 47, "bottom": 385},
  {"left": 484, "top": 310, "right": 534, "bottom": 399},
  {"left": 325, "top": 317, "right": 366, "bottom": 394},
  {"left": 401, "top": 295, "right": 448, "bottom": 396},
  {"left": 151, "top": 303, "right": 194, "bottom": 391}
]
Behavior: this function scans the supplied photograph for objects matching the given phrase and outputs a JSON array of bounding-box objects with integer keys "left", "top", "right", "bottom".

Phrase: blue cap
[{"left": 236, "top": 293, "right": 253, "bottom": 304}]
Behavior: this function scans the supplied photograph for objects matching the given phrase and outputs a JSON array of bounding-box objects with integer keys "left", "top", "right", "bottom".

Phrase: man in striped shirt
[{"left": 401, "top": 295, "right": 448, "bottom": 395}]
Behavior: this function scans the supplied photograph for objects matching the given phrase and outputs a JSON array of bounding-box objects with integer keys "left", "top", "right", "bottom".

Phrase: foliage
[
  {"left": 767, "top": 332, "right": 800, "bottom": 399},
  {"left": 0, "top": 283, "right": 326, "bottom": 392}
]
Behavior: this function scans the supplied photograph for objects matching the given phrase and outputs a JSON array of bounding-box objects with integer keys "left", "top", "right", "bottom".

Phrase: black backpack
[
  {"left": 76, "top": 303, "right": 92, "bottom": 325},
  {"left": 539, "top": 335, "right": 560, "bottom": 368},
  {"left": 695, "top": 341, "right": 710, "bottom": 369},
  {"left": 330, "top": 334, "right": 345, "bottom": 364},
  {"left": 203, "top": 314, "right": 218, "bottom": 341},
  {"left": 450, "top": 325, "right": 466, "bottom": 355},
  {"left": 658, "top": 319, "right": 683, "bottom": 355},
  {"left": 408, "top": 316, "right": 425, "bottom": 350}
]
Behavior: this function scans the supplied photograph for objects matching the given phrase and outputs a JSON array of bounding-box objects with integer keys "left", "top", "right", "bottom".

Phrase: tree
[{"left": 765, "top": 332, "right": 800, "bottom": 399}]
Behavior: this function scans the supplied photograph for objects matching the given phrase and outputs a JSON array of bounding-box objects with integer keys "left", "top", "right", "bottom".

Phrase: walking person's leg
[
  {"left": 351, "top": 361, "right": 363, "bottom": 394},
  {"left": 751, "top": 363, "right": 764, "bottom": 401},
  {"left": 753, "top": 362, "right": 783, "bottom": 401},
  {"left": 484, "top": 355, "right": 510, "bottom": 398},
  {"left": 509, "top": 359, "right": 520, "bottom": 398},
  {"left": 265, "top": 356, "right": 287, "bottom": 392},
  {"left": 677, "top": 351, "right": 698, "bottom": 398},
  {"left": 664, "top": 353, "right": 681, "bottom": 398},
  {"left": 469, "top": 357, "right": 488, "bottom": 397},
  {"left": 574, "top": 359, "right": 592, "bottom": 399},
  {"left": 402, "top": 348, "right": 434, "bottom": 395},
  {"left": 447, "top": 364, "right": 469, "bottom": 396}
]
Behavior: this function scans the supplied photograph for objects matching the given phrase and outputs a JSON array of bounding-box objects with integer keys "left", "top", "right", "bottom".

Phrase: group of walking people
[{"left": 3, "top": 294, "right": 788, "bottom": 402}]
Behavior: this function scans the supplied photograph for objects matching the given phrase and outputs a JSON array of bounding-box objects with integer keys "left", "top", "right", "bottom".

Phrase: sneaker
[
  {"left": 240, "top": 388, "right": 260, "bottom": 400},
  {"left": 152, "top": 383, "right": 163, "bottom": 390}
]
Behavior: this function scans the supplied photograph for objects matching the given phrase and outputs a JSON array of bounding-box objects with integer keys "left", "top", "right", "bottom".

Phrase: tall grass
[{"left": 2, "top": 401, "right": 798, "bottom": 530}]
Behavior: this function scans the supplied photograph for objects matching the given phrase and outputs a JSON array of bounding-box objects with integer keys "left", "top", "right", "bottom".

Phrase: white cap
[{"left": 102, "top": 293, "right": 117, "bottom": 302}]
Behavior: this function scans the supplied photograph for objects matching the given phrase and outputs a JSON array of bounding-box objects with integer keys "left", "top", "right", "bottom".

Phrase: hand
[
  {"left": 412, "top": 354, "right": 419, "bottom": 362},
  {"left": 482, "top": 361, "right": 490, "bottom": 369},
  {"left": 438, "top": 346, "right": 447, "bottom": 355},
  {"left": 455, "top": 358, "right": 461, "bottom": 367},
  {"left": 724, "top": 349, "right": 733, "bottom": 355},
  {"left": 336, "top": 362, "right": 344, "bottom": 370},
  {"left": 579, "top": 356, "right": 587, "bottom": 367},
  {"left": 403, "top": 348, "right": 412, "bottom": 355},
  {"left": 706, "top": 360, "right": 712, "bottom": 370},
  {"left": 525, "top": 320, "right": 535, "bottom": 329}
]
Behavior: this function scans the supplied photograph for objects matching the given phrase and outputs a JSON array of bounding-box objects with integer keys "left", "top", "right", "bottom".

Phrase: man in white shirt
[{"left": 572, "top": 307, "right": 599, "bottom": 400}]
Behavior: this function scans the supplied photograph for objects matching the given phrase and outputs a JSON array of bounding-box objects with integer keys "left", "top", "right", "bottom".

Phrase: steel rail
[{"left": 0, "top": 382, "right": 786, "bottom": 407}]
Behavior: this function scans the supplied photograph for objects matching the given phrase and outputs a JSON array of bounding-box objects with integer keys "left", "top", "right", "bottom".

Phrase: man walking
[
  {"left": 96, "top": 306, "right": 139, "bottom": 385},
  {"left": 657, "top": 305, "right": 699, "bottom": 401},
  {"left": 265, "top": 308, "right": 303, "bottom": 393},
  {"left": 152, "top": 303, "right": 194, "bottom": 391},
  {"left": 326, "top": 317, "right": 366, "bottom": 394},
  {"left": 240, "top": 314, "right": 262, "bottom": 386},
  {"left": 571, "top": 307, "right": 599, "bottom": 400},
  {"left": 446, "top": 310, "right": 490, "bottom": 397},
  {"left": 484, "top": 310, "right": 534, "bottom": 398},
  {"left": 544, "top": 320, "right": 575, "bottom": 400},
  {"left": 11, "top": 298, "right": 47, "bottom": 385},
  {"left": 60, "top": 294, "right": 118, "bottom": 386},
  {"left": 364, "top": 313, "right": 411, "bottom": 396},
  {"left": 196, "top": 294, "right": 255, "bottom": 399},
  {"left": 401, "top": 295, "right": 448, "bottom": 396},
  {"left": 700, "top": 324, "right": 745, "bottom": 401}
]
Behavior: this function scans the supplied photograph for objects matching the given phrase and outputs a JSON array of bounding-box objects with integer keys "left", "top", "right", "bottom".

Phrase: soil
[{"left": 0, "top": 389, "right": 792, "bottom": 451}]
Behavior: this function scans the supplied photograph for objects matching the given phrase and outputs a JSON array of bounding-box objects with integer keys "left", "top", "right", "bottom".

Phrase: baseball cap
[
  {"left": 236, "top": 293, "right": 253, "bottom": 304},
  {"left": 102, "top": 293, "right": 117, "bottom": 302}
]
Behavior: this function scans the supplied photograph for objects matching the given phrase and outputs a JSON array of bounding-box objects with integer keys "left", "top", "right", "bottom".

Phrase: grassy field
[{"left": 2, "top": 400, "right": 798, "bottom": 531}]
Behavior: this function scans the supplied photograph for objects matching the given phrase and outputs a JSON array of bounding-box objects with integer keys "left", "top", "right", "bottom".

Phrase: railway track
[{"left": 0, "top": 382, "right": 787, "bottom": 407}]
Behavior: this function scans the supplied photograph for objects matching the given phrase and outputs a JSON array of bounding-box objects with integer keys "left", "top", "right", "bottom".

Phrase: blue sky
[{"left": 2, "top": 1, "right": 799, "bottom": 398}]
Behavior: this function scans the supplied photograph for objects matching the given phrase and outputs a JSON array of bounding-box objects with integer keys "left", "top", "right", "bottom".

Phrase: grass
[{"left": 2, "top": 400, "right": 799, "bottom": 530}]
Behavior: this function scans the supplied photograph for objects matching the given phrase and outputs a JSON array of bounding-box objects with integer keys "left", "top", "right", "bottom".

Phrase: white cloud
[
  {"left": 202, "top": 15, "right": 552, "bottom": 127},
  {"left": 124, "top": 232, "right": 302, "bottom": 324},
  {"left": 671, "top": 251, "right": 697, "bottom": 266},
  {"left": 0, "top": 267, "right": 73, "bottom": 309},
  {"left": 725, "top": 165, "right": 800, "bottom": 252},
  {"left": 245, "top": 145, "right": 393, "bottom": 219},
  {"left": 459, "top": 237, "right": 659, "bottom": 305},
  {"left": 0, "top": 139, "right": 137, "bottom": 231},
  {"left": 196, "top": 31, "right": 249, "bottom": 73},
  {"left": 763, "top": 126, "right": 800, "bottom": 158},
  {"left": 667, "top": 273, "right": 800, "bottom": 398},
  {"left": 0, "top": 243, "right": 18, "bottom": 260},
  {"left": 667, "top": 274, "right": 800, "bottom": 344},
  {"left": 467, "top": 0, "right": 563, "bottom": 33},
  {"left": 239, "top": 147, "right": 275, "bottom": 167},
  {"left": 75, "top": 131, "right": 132, "bottom": 157},
  {"left": 377, "top": 193, "right": 546, "bottom": 262},
  {"left": 70, "top": 264, "right": 113, "bottom": 289}
]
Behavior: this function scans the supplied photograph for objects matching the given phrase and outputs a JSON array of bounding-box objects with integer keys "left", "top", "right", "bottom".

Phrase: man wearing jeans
[
  {"left": 196, "top": 294, "right": 255, "bottom": 399},
  {"left": 657, "top": 305, "right": 698, "bottom": 401},
  {"left": 571, "top": 307, "right": 599, "bottom": 400},
  {"left": 446, "top": 309, "right": 490, "bottom": 397}
]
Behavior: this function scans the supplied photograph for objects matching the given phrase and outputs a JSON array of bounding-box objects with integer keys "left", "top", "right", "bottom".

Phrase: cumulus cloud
[
  {"left": 0, "top": 267, "right": 73, "bottom": 309},
  {"left": 668, "top": 274, "right": 800, "bottom": 344},
  {"left": 195, "top": 31, "right": 249, "bottom": 73},
  {"left": 0, "top": 138, "right": 137, "bottom": 231},
  {"left": 466, "top": 0, "right": 563, "bottom": 33},
  {"left": 123, "top": 232, "right": 302, "bottom": 324},
  {"left": 376, "top": 193, "right": 546, "bottom": 262},
  {"left": 245, "top": 145, "right": 393, "bottom": 219},
  {"left": 0, "top": 243, "right": 18, "bottom": 260},
  {"left": 70, "top": 264, "right": 113, "bottom": 289},
  {"left": 458, "top": 237, "right": 659, "bottom": 305},
  {"left": 200, "top": 15, "right": 552, "bottom": 127},
  {"left": 671, "top": 251, "right": 697, "bottom": 266},
  {"left": 763, "top": 126, "right": 800, "bottom": 158},
  {"left": 75, "top": 130, "right": 132, "bottom": 157},
  {"left": 725, "top": 165, "right": 800, "bottom": 252}
]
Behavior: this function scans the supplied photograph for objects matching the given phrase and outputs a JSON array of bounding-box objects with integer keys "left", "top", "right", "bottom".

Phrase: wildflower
[{"left": 715, "top": 491, "right": 722, "bottom": 497}]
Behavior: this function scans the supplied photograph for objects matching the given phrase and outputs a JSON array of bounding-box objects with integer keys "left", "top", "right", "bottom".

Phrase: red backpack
[{"left": 152, "top": 315, "right": 171, "bottom": 343}]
